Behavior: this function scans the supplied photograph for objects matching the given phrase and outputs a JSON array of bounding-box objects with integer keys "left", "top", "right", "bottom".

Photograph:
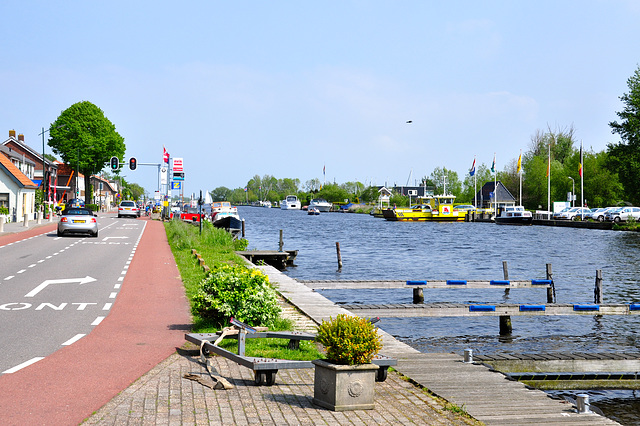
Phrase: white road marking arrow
[
  {"left": 102, "top": 236, "right": 129, "bottom": 241},
  {"left": 25, "top": 276, "right": 97, "bottom": 298}
]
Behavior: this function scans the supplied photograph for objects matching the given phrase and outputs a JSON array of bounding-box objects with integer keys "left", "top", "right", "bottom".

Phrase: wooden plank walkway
[
  {"left": 342, "top": 303, "right": 640, "bottom": 317},
  {"left": 301, "top": 279, "right": 552, "bottom": 289},
  {"left": 250, "top": 263, "right": 620, "bottom": 425}
]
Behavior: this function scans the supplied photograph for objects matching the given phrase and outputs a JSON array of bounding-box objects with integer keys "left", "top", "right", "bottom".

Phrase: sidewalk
[{"left": 0, "top": 213, "right": 58, "bottom": 241}]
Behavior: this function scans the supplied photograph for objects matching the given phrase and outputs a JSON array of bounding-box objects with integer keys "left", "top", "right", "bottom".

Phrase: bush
[
  {"left": 191, "top": 264, "right": 281, "bottom": 327},
  {"left": 0, "top": 207, "right": 9, "bottom": 215},
  {"left": 85, "top": 204, "right": 99, "bottom": 212},
  {"left": 315, "top": 314, "right": 382, "bottom": 365}
]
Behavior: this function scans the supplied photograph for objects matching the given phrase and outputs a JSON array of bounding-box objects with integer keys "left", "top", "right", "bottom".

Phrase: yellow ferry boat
[{"left": 382, "top": 195, "right": 468, "bottom": 222}]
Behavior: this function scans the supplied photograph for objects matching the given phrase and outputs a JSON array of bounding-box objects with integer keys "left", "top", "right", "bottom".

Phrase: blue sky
[{"left": 2, "top": 1, "right": 639, "bottom": 197}]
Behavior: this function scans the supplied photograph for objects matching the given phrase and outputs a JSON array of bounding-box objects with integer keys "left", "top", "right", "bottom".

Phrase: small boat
[
  {"left": 210, "top": 201, "right": 243, "bottom": 232},
  {"left": 308, "top": 207, "right": 320, "bottom": 215},
  {"left": 494, "top": 206, "right": 533, "bottom": 225},
  {"left": 382, "top": 195, "right": 467, "bottom": 222},
  {"left": 280, "top": 195, "right": 301, "bottom": 210},
  {"left": 309, "top": 198, "right": 332, "bottom": 212}
]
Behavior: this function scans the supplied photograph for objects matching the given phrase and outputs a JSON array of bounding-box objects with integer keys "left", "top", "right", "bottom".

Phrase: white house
[{"left": 0, "top": 149, "right": 38, "bottom": 222}]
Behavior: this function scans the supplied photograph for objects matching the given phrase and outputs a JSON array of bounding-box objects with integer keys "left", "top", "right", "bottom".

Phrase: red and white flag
[{"left": 163, "top": 146, "right": 170, "bottom": 163}]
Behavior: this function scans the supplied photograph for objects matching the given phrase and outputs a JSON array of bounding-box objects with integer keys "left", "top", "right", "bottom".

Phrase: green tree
[
  {"left": 461, "top": 164, "right": 491, "bottom": 205},
  {"left": 211, "top": 186, "right": 232, "bottom": 201},
  {"left": 608, "top": 65, "right": 640, "bottom": 204},
  {"left": 49, "top": 101, "right": 125, "bottom": 202},
  {"left": 317, "top": 183, "right": 349, "bottom": 203},
  {"left": 429, "top": 167, "right": 461, "bottom": 197}
]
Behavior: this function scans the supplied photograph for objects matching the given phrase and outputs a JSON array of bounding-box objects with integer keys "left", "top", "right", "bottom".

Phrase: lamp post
[{"left": 568, "top": 177, "right": 575, "bottom": 207}]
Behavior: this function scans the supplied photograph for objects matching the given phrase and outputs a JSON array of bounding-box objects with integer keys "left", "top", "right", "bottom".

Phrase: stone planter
[{"left": 312, "top": 359, "right": 378, "bottom": 411}]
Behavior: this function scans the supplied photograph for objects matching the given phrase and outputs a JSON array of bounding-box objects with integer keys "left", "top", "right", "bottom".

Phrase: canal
[{"left": 239, "top": 206, "right": 640, "bottom": 424}]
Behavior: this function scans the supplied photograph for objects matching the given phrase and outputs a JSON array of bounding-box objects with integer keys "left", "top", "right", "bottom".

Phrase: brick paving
[{"left": 84, "top": 298, "right": 475, "bottom": 426}]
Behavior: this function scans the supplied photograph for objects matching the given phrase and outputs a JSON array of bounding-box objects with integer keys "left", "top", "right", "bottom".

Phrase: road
[{"left": 0, "top": 214, "right": 145, "bottom": 374}]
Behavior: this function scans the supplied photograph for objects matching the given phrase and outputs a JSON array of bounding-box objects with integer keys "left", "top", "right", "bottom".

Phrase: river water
[{"left": 239, "top": 206, "right": 640, "bottom": 424}]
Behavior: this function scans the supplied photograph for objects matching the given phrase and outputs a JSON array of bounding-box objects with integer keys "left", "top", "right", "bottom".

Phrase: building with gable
[{"left": 0, "top": 149, "right": 38, "bottom": 221}]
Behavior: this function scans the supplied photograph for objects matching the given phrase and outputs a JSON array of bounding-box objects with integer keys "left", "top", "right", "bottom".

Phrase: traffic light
[
  {"left": 129, "top": 157, "right": 137, "bottom": 170},
  {"left": 110, "top": 156, "right": 119, "bottom": 171}
]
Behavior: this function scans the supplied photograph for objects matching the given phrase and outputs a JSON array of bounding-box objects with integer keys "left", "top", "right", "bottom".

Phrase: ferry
[{"left": 382, "top": 195, "right": 468, "bottom": 222}]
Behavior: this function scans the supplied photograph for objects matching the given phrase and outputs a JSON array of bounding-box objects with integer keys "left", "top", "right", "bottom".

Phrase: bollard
[
  {"left": 503, "top": 260, "right": 510, "bottom": 297},
  {"left": 23, "top": 213, "right": 29, "bottom": 227},
  {"left": 336, "top": 242, "right": 343, "bottom": 271},
  {"left": 463, "top": 349, "right": 473, "bottom": 363},
  {"left": 413, "top": 287, "right": 424, "bottom": 304},
  {"left": 594, "top": 270, "right": 603, "bottom": 304},
  {"left": 576, "top": 394, "right": 590, "bottom": 413},
  {"left": 37, "top": 211, "right": 43, "bottom": 224},
  {"left": 241, "top": 219, "right": 245, "bottom": 238},
  {"left": 0, "top": 216, "right": 4, "bottom": 233}
]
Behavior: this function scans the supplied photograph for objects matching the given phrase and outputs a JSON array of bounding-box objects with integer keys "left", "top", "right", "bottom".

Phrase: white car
[
  {"left": 553, "top": 207, "right": 590, "bottom": 220},
  {"left": 584, "top": 207, "right": 616, "bottom": 222},
  {"left": 606, "top": 206, "right": 640, "bottom": 223}
]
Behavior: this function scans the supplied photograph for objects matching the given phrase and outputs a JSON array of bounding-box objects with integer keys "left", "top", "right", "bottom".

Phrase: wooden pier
[
  {"left": 235, "top": 250, "right": 298, "bottom": 270},
  {"left": 301, "top": 279, "right": 553, "bottom": 289},
  {"left": 255, "top": 265, "right": 620, "bottom": 424}
]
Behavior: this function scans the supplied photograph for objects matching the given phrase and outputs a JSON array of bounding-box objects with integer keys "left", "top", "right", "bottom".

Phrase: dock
[
  {"left": 235, "top": 250, "right": 298, "bottom": 270},
  {"left": 252, "top": 263, "right": 619, "bottom": 424}
]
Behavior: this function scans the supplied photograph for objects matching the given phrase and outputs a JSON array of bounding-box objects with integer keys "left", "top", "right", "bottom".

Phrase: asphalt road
[{"left": 0, "top": 214, "right": 145, "bottom": 374}]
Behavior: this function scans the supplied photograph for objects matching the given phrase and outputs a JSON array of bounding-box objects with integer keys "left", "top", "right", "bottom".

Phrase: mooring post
[
  {"left": 336, "top": 242, "right": 343, "bottom": 271},
  {"left": 413, "top": 288, "right": 424, "bottom": 304},
  {"left": 594, "top": 269, "right": 603, "bottom": 304},
  {"left": 499, "top": 315, "right": 512, "bottom": 336},
  {"left": 503, "top": 260, "right": 510, "bottom": 297},
  {"left": 279, "top": 229, "right": 283, "bottom": 252},
  {"left": 241, "top": 219, "right": 245, "bottom": 238},
  {"left": 546, "top": 263, "right": 555, "bottom": 303}
]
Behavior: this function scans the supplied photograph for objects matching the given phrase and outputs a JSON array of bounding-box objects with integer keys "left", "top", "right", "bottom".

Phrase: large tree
[
  {"left": 608, "top": 65, "right": 640, "bottom": 204},
  {"left": 48, "top": 101, "right": 125, "bottom": 202}
]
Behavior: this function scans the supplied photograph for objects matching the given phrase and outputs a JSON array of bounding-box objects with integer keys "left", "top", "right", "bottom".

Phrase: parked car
[
  {"left": 455, "top": 205, "right": 476, "bottom": 212},
  {"left": 553, "top": 207, "right": 590, "bottom": 220},
  {"left": 584, "top": 207, "right": 616, "bottom": 222},
  {"left": 118, "top": 200, "right": 140, "bottom": 218},
  {"left": 57, "top": 207, "right": 98, "bottom": 237},
  {"left": 606, "top": 206, "right": 640, "bottom": 223}
]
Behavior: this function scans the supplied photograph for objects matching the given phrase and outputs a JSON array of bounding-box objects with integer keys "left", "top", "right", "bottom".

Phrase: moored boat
[
  {"left": 280, "top": 195, "right": 301, "bottom": 210},
  {"left": 383, "top": 195, "right": 467, "bottom": 222},
  {"left": 494, "top": 206, "right": 532, "bottom": 225},
  {"left": 309, "top": 198, "right": 332, "bottom": 212}
]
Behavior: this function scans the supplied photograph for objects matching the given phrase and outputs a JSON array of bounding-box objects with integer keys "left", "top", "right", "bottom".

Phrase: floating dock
[{"left": 235, "top": 250, "right": 298, "bottom": 270}]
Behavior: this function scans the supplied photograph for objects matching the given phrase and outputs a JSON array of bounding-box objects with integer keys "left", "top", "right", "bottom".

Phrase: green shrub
[
  {"left": 85, "top": 204, "right": 99, "bottom": 212},
  {"left": 0, "top": 207, "right": 8, "bottom": 215},
  {"left": 315, "top": 314, "right": 383, "bottom": 365},
  {"left": 192, "top": 264, "right": 281, "bottom": 327}
]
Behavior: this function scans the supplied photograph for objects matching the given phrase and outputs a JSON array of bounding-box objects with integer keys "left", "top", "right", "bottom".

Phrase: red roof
[{"left": 0, "top": 152, "right": 38, "bottom": 189}]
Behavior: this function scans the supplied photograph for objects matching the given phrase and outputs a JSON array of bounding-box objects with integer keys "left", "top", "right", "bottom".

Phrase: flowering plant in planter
[{"left": 314, "top": 314, "right": 382, "bottom": 365}]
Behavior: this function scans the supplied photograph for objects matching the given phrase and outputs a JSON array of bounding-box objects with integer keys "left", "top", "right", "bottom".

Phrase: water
[{"left": 239, "top": 206, "right": 640, "bottom": 424}]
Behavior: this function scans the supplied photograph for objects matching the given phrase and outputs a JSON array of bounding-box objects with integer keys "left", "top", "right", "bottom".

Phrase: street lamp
[{"left": 568, "top": 177, "right": 575, "bottom": 207}]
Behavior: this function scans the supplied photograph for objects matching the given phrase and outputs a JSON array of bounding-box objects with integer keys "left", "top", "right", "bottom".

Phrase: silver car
[
  {"left": 57, "top": 208, "right": 98, "bottom": 237},
  {"left": 607, "top": 206, "right": 640, "bottom": 223}
]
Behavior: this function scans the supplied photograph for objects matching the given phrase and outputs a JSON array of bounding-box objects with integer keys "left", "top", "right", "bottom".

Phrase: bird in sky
[{"left": 406, "top": 120, "right": 412, "bottom": 123}]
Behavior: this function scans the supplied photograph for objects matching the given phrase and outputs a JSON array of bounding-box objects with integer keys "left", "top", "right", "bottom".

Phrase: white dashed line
[
  {"left": 102, "top": 303, "right": 112, "bottom": 310},
  {"left": 3, "top": 357, "right": 45, "bottom": 374},
  {"left": 91, "top": 317, "right": 105, "bottom": 326},
  {"left": 61, "top": 334, "right": 85, "bottom": 346}
]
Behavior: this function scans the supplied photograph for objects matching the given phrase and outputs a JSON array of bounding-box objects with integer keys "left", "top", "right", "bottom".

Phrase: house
[
  {"left": 474, "top": 181, "right": 516, "bottom": 210},
  {"left": 1, "top": 130, "right": 59, "bottom": 204},
  {"left": 90, "top": 175, "right": 119, "bottom": 210},
  {"left": 377, "top": 186, "right": 392, "bottom": 208},
  {"left": 0, "top": 149, "right": 38, "bottom": 222}
]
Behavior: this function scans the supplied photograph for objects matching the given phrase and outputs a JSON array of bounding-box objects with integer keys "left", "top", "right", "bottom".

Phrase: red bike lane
[{"left": 0, "top": 217, "right": 192, "bottom": 425}]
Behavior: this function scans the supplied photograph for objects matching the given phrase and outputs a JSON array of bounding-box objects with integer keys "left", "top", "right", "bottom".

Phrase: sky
[{"left": 2, "top": 1, "right": 640, "bottom": 197}]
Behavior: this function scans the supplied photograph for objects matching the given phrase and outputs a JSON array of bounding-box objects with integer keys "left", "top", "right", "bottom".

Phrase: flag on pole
[
  {"left": 491, "top": 153, "right": 496, "bottom": 174},
  {"left": 323, "top": 165, "right": 326, "bottom": 176},
  {"left": 469, "top": 157, "right": 476, "bottom": 176},
  {"left": 517, "top": 151, "right": 522, "bottom": 174},
  {"left": 579, "top": 145, "right": 583, "bottom": 177},
  {"left": 163, "top": 146, "right": 169, "bottom": 163}
]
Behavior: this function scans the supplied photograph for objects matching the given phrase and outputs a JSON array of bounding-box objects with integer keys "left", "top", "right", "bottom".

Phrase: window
[{"left": 0, "top": 193, "right": 8, "bottom": 209}]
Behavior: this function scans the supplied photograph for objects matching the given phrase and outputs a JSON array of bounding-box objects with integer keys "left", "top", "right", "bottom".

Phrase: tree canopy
[{"left": 48, "top": 101, "right": 125, "bottom": 201}]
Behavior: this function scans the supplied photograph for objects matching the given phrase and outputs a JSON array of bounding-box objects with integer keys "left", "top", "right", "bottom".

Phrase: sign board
[
  {"left": 154, "top": 191, "right": 161, "bottom": 200},
  {"left": 171, "top": 181, "right": 182, "bottom": 190},
  {"left": 160, "top": 167, "right": 167, "bottom": 185},
  {"left": 408, "top": 190, "right": 418, "bottom": 196},
  {"left": 172, "top": 158, "right": 184, "bottom": 173}
]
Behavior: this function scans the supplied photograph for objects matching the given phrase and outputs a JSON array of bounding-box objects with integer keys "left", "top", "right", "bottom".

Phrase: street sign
[
  {"left": 172, "top": 158, "right": 183, "bottom": 172},
  {"left": 171, "top": 181, "right": 182, "bottom": 190}
]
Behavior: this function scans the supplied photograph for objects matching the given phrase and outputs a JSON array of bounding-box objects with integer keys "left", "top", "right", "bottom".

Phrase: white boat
[
  {"left": 280, "top": 195, "right": 301, "bottom": 210},
  {"left": 308, "top": 207, "right": 320, "bottom": 215},
  {"left": 494, "top": 206, "right": 533, "bottom": 225},
  {"left": 309, "top": 198, "right": 332, "bottom": 212}
]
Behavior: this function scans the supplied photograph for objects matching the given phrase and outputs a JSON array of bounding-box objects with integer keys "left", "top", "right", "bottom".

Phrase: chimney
[
  {"left": 9, "top": 129, "right": 16, "bottom": 138},
  {"left": 18, "top": 134, "right": 24, "bottom": 141}
]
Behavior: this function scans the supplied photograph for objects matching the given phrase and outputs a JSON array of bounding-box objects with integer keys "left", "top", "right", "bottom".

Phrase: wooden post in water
[
  {"left": 279, "top": 230, "right": 284, "bottom": 252},
  {"left": 499, "top": 315, "right": 512, "bottom": 336},
  {"left": 336, "top": 242, "right": 343, "bottom": 272},
  {"left": 546, "top": 263, "right": 555, "bottom": 303},
  {"left": 413, "top": 288, "right": 424, "bottom": 304},
  {"left": 595, "top": 269, "right": 603, "bottom": 304},
  {"left": 503, "top": 260, "right": 510, "bottom": 296},
  {"left": 241, "top": 219, "right": 245, "bottom": 238}
]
